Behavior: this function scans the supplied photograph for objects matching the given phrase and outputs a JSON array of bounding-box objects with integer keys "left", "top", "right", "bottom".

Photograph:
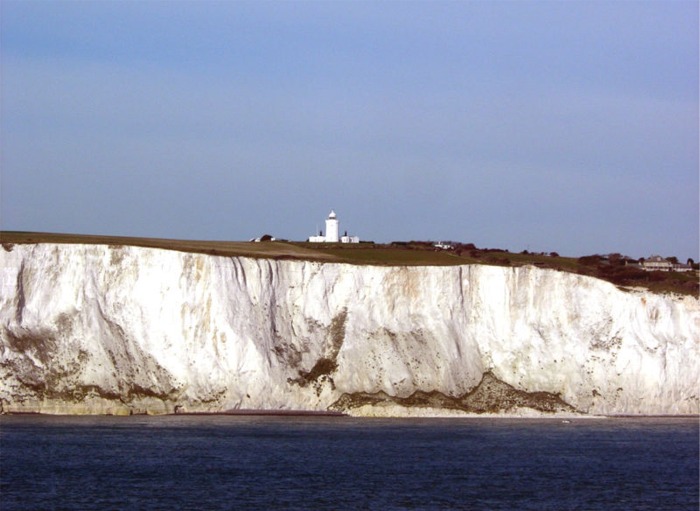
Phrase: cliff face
[{"left": 1, "top": 243, "right": 698, "bottom": 416}]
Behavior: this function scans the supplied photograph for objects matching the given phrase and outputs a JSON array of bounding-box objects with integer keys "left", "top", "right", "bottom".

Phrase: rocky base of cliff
[{"left": 330, "top": 372, "right": 580, "bottom": 416}]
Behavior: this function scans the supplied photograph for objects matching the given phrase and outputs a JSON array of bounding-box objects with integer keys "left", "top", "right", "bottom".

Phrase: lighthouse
[
  {"left": 325, "top": 210, "right": 339, "bottom": 242},
  {"left": 308, "top": 210, "right": 360, "bottom": 243}
]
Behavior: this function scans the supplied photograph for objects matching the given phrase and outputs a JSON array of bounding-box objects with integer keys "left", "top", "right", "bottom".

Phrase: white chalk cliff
[{"left": 1, "top": 243, "right": 698, "bottom": 416}]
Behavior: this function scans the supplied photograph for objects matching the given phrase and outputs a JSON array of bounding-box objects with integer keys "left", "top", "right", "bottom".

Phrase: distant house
[
  {"left": 250, "top": 234, "right": 276, "bottom": 242},
  {"left": 641, "top": 255, "right": 693, "bottom": 272}
]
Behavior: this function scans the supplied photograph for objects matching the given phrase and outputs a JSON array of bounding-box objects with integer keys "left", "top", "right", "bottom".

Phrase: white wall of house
[{"left": 641, "top": 256, "right": 693, "bottom": 272}]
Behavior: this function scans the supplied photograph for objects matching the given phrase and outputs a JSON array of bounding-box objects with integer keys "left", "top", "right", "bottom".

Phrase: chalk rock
[{"left": 0, "top": 243, "right": 698, "bottom": 416}]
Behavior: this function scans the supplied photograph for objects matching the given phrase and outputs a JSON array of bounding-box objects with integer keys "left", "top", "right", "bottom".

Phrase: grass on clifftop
[
  {"left": 1, "top": 231, "right": 697, "bottom": 296},
  {"left": 0, "top": 231, "right": 337, "bottom": 261}
]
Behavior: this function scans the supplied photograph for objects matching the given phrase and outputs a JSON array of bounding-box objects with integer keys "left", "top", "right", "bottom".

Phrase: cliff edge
[{"left": 1, "top": 243, "right": 698, "bottom": 416}]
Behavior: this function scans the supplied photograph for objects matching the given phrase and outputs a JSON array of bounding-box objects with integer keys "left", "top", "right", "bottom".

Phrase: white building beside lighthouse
[{"left": 308, "top": 210, "right": 359, "bottom": 243}]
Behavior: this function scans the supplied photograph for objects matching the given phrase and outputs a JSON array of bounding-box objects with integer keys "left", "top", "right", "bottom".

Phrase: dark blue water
[{"left": 1, "top": 415, "right": 697, "bottom": 510}]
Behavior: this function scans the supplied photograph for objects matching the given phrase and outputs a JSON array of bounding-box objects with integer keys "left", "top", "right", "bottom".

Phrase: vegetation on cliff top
[{"left": 1, "top": 231, "right": 697, "bottom": 296}]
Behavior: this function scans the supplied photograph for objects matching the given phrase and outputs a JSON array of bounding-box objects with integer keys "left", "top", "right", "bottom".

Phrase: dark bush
[{"left": 578, "top": 255, "right": 603, "bottom": 266}]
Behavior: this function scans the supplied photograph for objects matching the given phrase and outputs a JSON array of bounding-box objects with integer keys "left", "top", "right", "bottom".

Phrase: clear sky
[{"left": 1, "top": 1, "right": 698, "bottom": 259}]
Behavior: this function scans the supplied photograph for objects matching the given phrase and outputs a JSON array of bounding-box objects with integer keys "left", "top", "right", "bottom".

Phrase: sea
[{"left": 0, "top": 415, "right": 697, "bottom": 510}]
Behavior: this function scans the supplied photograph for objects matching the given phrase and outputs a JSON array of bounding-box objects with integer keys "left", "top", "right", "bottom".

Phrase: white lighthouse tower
[
  {"left": 325, "top": 210, "right": 339, "bottom": 242},
  {"left": 308, "top": 209, "right": 359, "bottom": 243}
]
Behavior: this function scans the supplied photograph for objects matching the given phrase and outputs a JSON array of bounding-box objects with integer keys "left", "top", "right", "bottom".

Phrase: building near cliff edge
[
  {"left": 640, "top": 255, "right": 693, "bottom": 272},
  {"left": 309, "top": 210, "right": 359, "bottom": 243}
]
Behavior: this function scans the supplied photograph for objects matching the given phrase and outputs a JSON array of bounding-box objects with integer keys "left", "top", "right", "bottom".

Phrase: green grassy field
[
  {"left": 0, "top": 231, "right": 337, "bottom": 261},
  {"left": 1, "top": 231, "right": 697, "bottom": 296},
  {"left": 0, "top": 232, "right": 467, "bottom": 265}
]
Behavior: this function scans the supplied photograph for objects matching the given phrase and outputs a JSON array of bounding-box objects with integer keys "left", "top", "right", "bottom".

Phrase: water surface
[{"left": 1, "top": 415, "right": 697, "bottom": 510}]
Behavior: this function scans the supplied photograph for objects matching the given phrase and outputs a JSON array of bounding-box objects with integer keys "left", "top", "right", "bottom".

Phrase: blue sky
[{"left": 1, "top": 0, "right": 698, "bottom": 259}]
